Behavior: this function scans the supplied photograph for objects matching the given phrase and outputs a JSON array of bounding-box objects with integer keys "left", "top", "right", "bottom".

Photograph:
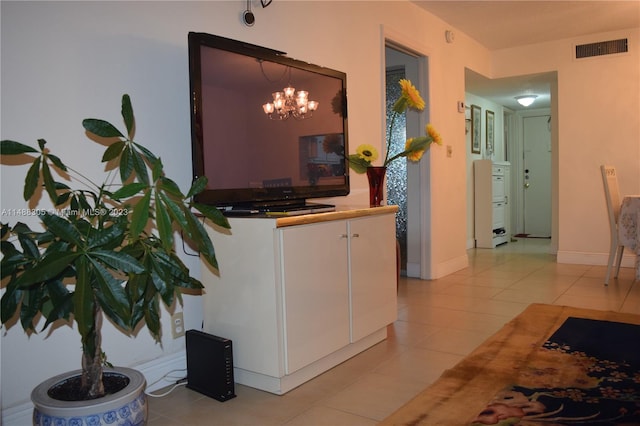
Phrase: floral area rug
[{"left": 381, "top": 304, "right": 640, "bottom": 426}]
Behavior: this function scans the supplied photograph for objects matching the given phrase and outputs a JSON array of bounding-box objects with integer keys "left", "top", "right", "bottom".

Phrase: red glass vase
[{"left": 366, "top": 166, "right": 387, "bottom": 207}]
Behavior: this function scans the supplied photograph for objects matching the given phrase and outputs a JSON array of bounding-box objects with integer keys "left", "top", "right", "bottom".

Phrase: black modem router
[{"left": 185, "top": 330, "right": 236, "bottom": 402}]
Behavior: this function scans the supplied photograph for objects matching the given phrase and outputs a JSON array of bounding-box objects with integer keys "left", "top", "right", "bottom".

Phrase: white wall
[{"left": 1, "top": 0, "right": 473, "bottom": 419}]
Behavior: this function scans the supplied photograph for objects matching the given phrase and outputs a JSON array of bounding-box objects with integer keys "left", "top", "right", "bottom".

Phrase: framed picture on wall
[
  {"left": 486, "top": 110, "right": 495, "bottom": 156},
  {"left": 471, "top": 104, "right": 481, "bottom": 154}
]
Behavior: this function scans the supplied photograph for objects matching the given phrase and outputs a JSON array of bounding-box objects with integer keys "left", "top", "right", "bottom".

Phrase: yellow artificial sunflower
[
  {"left": 404, "top": 138, "right": 425, "bottom": 162},
  {"left": 356, "top": 144, "right": 379, "bottom": 162},
  {"left": 426, "top": 124, "right": 443, "bottom": 145},
  {"left": 398, "top": 79, "right": 425, "bottom": 111}
]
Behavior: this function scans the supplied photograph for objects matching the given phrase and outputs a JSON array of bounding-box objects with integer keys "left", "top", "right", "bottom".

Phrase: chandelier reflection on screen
[{"left": 262, "top": 87, "right": 319, "bottom": 120}]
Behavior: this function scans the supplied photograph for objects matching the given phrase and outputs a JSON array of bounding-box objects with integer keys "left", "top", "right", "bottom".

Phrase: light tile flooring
[{"left": 148, "top": 239, "right": 639, "bottom": 425}]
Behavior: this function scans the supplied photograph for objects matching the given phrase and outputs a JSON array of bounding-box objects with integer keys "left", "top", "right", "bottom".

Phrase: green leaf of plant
[
  {"left": 144, "top": 296, "right": 161, "bottom": 342},
  {"left": 101, "top": 140, "right": 125, "bottom": 163},
  {"left": 158, "top": 192, "right": 188, "bottom": 232},
  {"left": 90, "top": 249, "right": 145, "bottom": 274},
  {"left": 82, "top": 118, "right": 125, "bottom": 138},
  {"left": 87, "top": 222, "right": 126, "bottom": 250},
  {"left": 47, "top": 153, "right": 68, "bottom": 172},
  {"left": 57, "top": 191, "right": 71, "bottom": 205},
  {"left": 133, "top": 142, "right": 158, "bottom": 165},
  {"left": 73, "top": 256, "right": 94, "bottom": 342},
  {"left": 40, "top": 212, "right": 83, "bottom": 246},
  {"left": 0, "top": 240, "right": 26, "bottom": 279},
  {"left": 158, "top": 177, "right": 184, "bottom": 199},
  {"left": 0, "top": 280, "right": 21, "bottom": 323},
  {"left": 20, "top": 284, "right": 45, "bottom": 332},
  {"left": 129, "top": 190, "right": 151, "bottom": 239},
  {"left": 149, "top": 268, "right": 169, "bottom": 298},
  {"left": 89, "top": 258, "right": 131, "bottom": 330},
  {"left": 1, "top": 140, "right": 39, "bottom": 155},
  {"left": 193, "top": 203, "right": 230, "bottom": 229},
  {"left": 126, "top": 271, "right": 147, "bottom": 303},
  {"left": 41, "top": 279, "right": 72, "bottom": 322},
  {"left": 131, "top": 148, "right": 149, "bottom": 185},
  {"left": 186, "top": 176, "right": 208, "bottom": 199},
  {"left": 119, "top": 146, "right": 134, "bottom": 182},
  {"left": 150, "top": 250, "right": 190, "bottom": 283},
  {"left": 18, "top": 232, "right": 40, "bottom": 259},
  {"left": 15, "top": 250, "right": 81, "bottom": 288},
  {"left": 23, "top": 157, "right": 41, "bottom": 201},
  {"left": 154, "top": 192, "right": 173, "bottom": 250},
  {"left": 347, "top": 154, "right": 370, "bottom": 174},
  {"left": 41, "top": 161, "right": 58, "bottom": 204},
  {"left": 111, "top": 182, "right": 147, "bottom": 200},
  {"left": 130, "top": 296, "right": 146, "bottom": 330},
  {"left": 121, "top": 94, "right": 135, "bottom": 140},
  {"left": 37, "top": 139, "right": 47, "bottom": 150},
  {"left": 183, "top": 207, "right": 218, "bottom": 270},
  {"left": 151, "top": 158, "right": 163, "bottom": 182}
]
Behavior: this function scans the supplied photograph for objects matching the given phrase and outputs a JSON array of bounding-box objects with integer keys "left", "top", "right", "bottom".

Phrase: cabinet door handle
[
  {"left": 339, "top": 234, "right": 348, "bottom": 239},
  {"left": 351, "top": 233, "right": 360, "bottom": 238}
]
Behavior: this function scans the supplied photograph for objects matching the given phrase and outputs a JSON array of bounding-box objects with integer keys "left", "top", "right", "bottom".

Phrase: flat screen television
[{"left": 188, "top": 32, "right": 349, "bottom": 213}]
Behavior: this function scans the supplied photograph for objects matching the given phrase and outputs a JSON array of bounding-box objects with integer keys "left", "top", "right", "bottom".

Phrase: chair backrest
[{"left": 600, "top": 165, "right": 621, "bottom": 231}]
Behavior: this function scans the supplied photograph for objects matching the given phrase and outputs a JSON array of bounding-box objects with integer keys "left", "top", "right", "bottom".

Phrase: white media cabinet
[{"left": 201, "top": 206, "right": 398, "bottom": 394}]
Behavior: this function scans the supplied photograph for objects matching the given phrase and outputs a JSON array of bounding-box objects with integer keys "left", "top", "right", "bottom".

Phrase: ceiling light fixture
[
  {"left": 260, "top": 62, "right": 319, "bottom": 120},
  {"left": 263, "top": 86, "right": 318, "bottom": 120},
  {"left": 515, "top": 95, "right": 538, "bottom": 107}
]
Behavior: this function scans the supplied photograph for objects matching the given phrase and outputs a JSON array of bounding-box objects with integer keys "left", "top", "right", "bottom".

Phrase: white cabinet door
[
  {"left": 280, "top": 221, "right": 350, "bottom": 374},
  {"left": 349, "top": 214, "right": 397, "bottom": 342}
]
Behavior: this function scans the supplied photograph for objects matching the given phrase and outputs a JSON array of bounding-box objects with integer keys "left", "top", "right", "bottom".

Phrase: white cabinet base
[
  {"left": 233, "top": 328, "right": 387, "bottom": 395},
  {"left": 201, "top": 207, "right": 398, "bottom": 395}
]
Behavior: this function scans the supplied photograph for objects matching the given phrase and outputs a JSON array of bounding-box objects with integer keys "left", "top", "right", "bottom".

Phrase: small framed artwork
[
  {"left": 471, "top": 104, "right": 481, "bottom": 154},
  {"left": 486, "top": 110, "right": 495, "bottom": 156}
]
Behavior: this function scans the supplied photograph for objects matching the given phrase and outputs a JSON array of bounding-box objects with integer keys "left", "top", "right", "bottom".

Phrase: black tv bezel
[{"left": 187, "top": 32, "right": 349, "bottom": 209}]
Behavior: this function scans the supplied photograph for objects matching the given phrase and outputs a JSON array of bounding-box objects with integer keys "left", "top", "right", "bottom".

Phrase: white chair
[{"left": 600, "top": 165, "right": 624, "bottom": 285}]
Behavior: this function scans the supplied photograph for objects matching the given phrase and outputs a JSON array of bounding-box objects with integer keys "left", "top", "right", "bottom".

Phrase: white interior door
[{"left": 523, "top": 115, "right": 551, "bottom": 236}]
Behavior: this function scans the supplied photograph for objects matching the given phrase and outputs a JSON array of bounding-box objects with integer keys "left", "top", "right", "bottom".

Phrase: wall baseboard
[
  {"left": 557, "top": 250, "right": 636, "bottom": 268},
  {"left": 431, "top": 253, "right": 469, "bottom": 279}
]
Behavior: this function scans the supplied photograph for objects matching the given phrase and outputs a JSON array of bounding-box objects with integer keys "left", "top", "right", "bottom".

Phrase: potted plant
[{"left": 1, "top": 94, "right": 230, "bottom": 425}]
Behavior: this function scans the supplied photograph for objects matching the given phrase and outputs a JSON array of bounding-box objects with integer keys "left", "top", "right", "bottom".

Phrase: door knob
[{"left": 524, "top": 182, "right": 530, "bottom": 188}]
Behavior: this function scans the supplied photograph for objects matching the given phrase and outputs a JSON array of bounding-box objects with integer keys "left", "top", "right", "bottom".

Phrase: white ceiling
[{"left": 411, "top": 1, "right": 640, "bottom": 110}]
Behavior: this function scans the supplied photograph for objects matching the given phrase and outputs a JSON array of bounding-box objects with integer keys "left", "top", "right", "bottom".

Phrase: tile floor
[{"left": 147, "top": 238, "right": 639, "bottom": 425}]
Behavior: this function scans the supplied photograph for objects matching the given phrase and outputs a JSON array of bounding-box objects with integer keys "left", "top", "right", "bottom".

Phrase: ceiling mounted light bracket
[
  {"left": 243, "top": 0, "right": 255, "bottom": 26},
  {"left": 515, "top": 95, "right": 538, "bottom": 107}
]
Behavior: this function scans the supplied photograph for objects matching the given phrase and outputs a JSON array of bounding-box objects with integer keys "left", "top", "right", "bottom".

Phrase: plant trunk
[{"left": 81, "top": 305, "right": 104, "bottom": 399}]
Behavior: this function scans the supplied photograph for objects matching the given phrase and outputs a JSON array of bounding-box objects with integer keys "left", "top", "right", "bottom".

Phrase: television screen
[{"left": 188, "top": 32, "right": 349, "bottom": 212}]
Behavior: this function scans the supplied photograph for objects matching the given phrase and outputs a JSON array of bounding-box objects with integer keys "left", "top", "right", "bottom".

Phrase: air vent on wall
[{"left": 575, "top": 39, "right": 628, "bottom": 59}]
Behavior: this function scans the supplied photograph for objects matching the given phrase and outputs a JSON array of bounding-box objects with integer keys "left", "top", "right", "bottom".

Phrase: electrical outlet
[{"left": 171, "top": 312, "right": 185, "bottom": 338}]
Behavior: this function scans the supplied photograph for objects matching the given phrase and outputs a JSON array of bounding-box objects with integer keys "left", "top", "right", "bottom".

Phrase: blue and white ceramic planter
[{"left": 31, "top": 367, "right": 147, "bottom": 426}]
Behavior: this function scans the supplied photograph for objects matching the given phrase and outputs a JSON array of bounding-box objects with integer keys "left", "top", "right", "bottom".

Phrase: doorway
[
  {"left": 523, "top": 114, "right": 552, "bottom": 237},
  {"left": 384, "top": 44, "right": 426, "bottom": 277},
  {"left": 465, "top": 69, "right": 557, "bottom": 247}
]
